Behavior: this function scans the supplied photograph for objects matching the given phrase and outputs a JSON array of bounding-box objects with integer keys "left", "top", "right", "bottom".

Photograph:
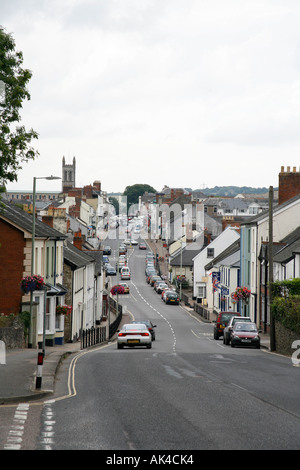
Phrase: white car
[
  {"left": 121, "top": 266, "right": 131, "bottom": 279},
  {"left": 117, "top": 323, "right": 152, "bottom": 349}
]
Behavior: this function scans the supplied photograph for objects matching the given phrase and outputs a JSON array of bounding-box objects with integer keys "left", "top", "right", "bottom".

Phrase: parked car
[
  {"left": 131, "top": 320, "right": 157, "bottom": 340},
  {"left": 161, "top": 288, "right": 173, "bottom": 300},
  {"left": 105, "top": 264, "right": 117, "bottom": 275},
  {"left": 230, "top": 322, "right": 261, "bottom": 349},
  {"left": 165, "top": 291, "right": 180, "bottom": 305},
  {"left": 117, "top": 323, "right": 152, "bottom": 349},
  {"left": 119, "top": 246, "right": 127, "bottom": 255},
  {"left": 145, "top": 268, "right": 156, "bottom": 278},
  {"left": 103, "top": 245, "right": 111, "bottom": 255},
  {"left": 150, "top": 275, "right": 161, "bottom": 287},
  {"left": 119, "top": 282, "right": 130, "bottom": 294},
  {"left": 213, "top": 311, "right": 240, "bottom": 340},
  {"left": 156, "top": 282, "right": 168, "bottom": 294},
  {"left": 223, "top": 316, "right": 252, "bottom": 345},
  {"left": 120, "top": 266, "right": 131, "bottom": 280}
]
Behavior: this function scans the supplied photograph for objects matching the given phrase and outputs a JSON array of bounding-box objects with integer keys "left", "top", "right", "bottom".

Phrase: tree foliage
[
  {"left": 123, "top": 184, "right": 156, "bottom": 208},
  {"left": 0, "top": 28, "right": 39, "bottom": 184}
]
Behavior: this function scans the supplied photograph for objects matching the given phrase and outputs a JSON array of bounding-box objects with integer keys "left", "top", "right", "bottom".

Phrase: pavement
[{"left": 0, "top": 308, "right": 271, "bottom": 405}]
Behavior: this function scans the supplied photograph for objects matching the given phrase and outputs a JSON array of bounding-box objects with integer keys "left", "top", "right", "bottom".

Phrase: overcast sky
[{"left": 2, "top": 0, "right": 300, "bottom": 194}]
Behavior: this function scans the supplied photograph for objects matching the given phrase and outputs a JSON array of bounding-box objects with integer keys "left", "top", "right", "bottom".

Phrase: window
[
  {"left": 207, "top": 247, "right": 214, "bottom": 258},
  {"left": 198, "top": 286, "right": 206, "bottom": 298}
]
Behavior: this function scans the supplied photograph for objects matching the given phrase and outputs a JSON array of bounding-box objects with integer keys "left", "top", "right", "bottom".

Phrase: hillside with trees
[{"left": 191, "top": 186, "right": 275, "bottom": 197}]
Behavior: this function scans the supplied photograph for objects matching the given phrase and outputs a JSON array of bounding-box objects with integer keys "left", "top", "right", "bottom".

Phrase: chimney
[
  {"left": 73, "top": 230, "right": 83, "bottom": 250},
  {"left": 278, "top": 166, "right": 300, "bottom": 205}
]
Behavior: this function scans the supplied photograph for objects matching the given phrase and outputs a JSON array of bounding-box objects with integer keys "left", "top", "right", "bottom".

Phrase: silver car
[{"left": 117, "top": 323, "right": 152, "bottom": 349}]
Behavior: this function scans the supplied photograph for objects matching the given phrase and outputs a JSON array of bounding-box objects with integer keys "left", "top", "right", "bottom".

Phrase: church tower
[{"left": 62, "top": 156, "right": 76, "bottom": 193}]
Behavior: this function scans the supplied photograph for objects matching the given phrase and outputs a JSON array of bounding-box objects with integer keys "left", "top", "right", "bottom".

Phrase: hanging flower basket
[
  {"left": 231, "top": 286, "right": 251, "bottom": 303},
  {"left": 110, "top": 285, "right": 125, "bottom": 295},
  {"left": 56, "top": 305, "right": 72, "bottom": 315},
  {"left": 21, "top": 275, "right": 45, "bottom": 294}
]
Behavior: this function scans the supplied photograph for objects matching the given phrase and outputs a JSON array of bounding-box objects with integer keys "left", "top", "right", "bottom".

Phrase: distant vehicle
[
  {"left": 131, "top": 320, "right": 157, "bottom": 340},
  {"left": 119, "top": 282, "right": 130, "bottom": 294},
  {"left": 223, "top": 316, "right": 252, "bottom": 345},
  {"left": 117, "top": 323, "right": 152, "bottom": 349},
  {"left": 118, "top": 258, "right": 126, "bottom": 271},
  {"left": 139, "top": 243, "right": 147, "bottom": 250},
  {"left": 130, "top": 239, "right": 138, "bottom": 245},
  {"left": 156, "top": 282, "right": 168, "bottom": 294},
  {"left": 149, "top": 275, "right": 161, "bottom": 286},
  {"left": 165, "top": 291, "right": 180, "bottom": 305},
  {"left": 119, "top": 246, "right": 127, "bottom": 255},
  {"left": 105, "top": 264, "right": 117, "bottom": 275},
  {"left": 230, "top": 322, "right": 261, "bottom": 349},
  {"left": 213, "top": 311, "right": 240, "bottom": 340},
  {"left": 103, "top": 246, "right": 111, "bottom": 255},
  {"left": 121, "top": 266, "right": 131, "bottom": 280},
  {"left": 102, "top": 255, "right": 109, "bottom": 264}
]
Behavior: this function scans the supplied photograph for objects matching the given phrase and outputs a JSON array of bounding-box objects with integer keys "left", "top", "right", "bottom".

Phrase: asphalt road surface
[{"left": 1, "top": 236, "right": 300, "bottom": 452}]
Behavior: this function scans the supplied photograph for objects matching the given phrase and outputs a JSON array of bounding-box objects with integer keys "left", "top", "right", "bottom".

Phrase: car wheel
[
  {"left": 213, "top": 330, "right": 219, "bottom": 340},
  {"left": 117, "top": 344, "right": 123, "bottom": 349},
  {"left": 231, "top": 342, "right": 235, "bottom": 348},
  {"left": 147, "top": 343, "right": 152, "bottom": 349}
]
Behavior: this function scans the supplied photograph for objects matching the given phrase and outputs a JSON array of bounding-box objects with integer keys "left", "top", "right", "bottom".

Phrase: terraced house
[
  {"left": 0, "top": 200, "right": 67, "bottom": 347},
  {"left": 240, "top": 167, "right": 300, "bottom": 330}
]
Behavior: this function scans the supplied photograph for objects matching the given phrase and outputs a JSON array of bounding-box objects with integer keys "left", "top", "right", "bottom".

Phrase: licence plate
[
  {"left": 128, "top": 339, "right": 140, "bottom": 344},
  {"left": 241, "top": 339, "right": 251, "bottom": 343}
]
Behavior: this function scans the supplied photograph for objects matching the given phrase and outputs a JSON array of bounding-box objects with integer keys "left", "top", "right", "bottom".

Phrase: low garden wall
[
  {"left": 275, "top": 321, "right": 300, "bottom": 357},
  {"left": 0, "top": 317, "right": 25, "bottom": 349}
]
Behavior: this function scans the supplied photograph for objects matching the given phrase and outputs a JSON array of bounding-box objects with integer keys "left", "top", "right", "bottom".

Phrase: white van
[{"left": 121, "top": 266, "right": 131, "bottom": 280}]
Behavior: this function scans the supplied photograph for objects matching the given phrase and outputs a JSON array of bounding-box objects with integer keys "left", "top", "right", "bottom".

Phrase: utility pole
[{"left": 269, "top": 186, "right": 276, "bottom": 351}]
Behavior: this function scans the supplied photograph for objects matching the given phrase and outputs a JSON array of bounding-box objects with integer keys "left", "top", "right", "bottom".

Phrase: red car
[{"left": 213, "top": 311, "right": 240, "bottom": 340}]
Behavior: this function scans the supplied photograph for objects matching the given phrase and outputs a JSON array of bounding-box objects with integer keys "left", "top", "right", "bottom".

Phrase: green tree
[
  {"left": 109, "top": 196, "right": 119, "bottom": 215},
  {"left": 123, "top": 184, "right": 156, "bottom": 208},
  {"left": 0, "top": 28, "right": 39, "bottom": 185}
]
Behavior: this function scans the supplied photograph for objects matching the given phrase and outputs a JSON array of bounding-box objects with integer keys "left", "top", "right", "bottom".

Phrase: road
[{"left": 1, "top": 235, "right": 300, "bottom": 452}]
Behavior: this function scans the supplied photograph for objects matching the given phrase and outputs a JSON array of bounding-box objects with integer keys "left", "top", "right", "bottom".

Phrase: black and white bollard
[{"left": 36, "top": 352, "right": 44, "bottom": 389}]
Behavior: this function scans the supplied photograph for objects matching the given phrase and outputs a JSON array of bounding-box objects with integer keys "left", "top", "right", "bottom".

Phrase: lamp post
[{"left": 28, "top": 175, "right": 61, "bottom": 348}]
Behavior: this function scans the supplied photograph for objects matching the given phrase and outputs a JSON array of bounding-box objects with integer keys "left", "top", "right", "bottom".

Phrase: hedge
[
  {"left": 271, "top": 278, "right": 300, "bottom": 297},
  {"left": 271, "top": 297, "right": 300, "bottom": 334}
]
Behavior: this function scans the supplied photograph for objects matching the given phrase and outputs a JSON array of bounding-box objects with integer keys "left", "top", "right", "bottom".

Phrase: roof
[
  {"left": 64, "top": 241, "right": 95, "bottom": 269},
  {"left": 259, "top": 227, "right": 300, "bottom": 263},
  {"left": 170, "top": 247, "right": 202, "bottom": 266},
  {"left": 0, "top": 200, "right": 66, "bottom": 239},
  {"left": 241, "top": 193, "right": 300, "bottom": 226},
  {"left": 205, "top": 239, "right": 240, "bottom": 271}
]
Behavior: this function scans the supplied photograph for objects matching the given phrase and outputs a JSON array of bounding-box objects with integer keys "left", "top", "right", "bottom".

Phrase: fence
[
  {"left": 81, "top": 326, "right": 106, "bottom": 349},
  {"left": 109, "top": 297, "right": 123, "bottom": 338},
  {"left": 194, "top": 302, "right": 211, "bottom": 321}
]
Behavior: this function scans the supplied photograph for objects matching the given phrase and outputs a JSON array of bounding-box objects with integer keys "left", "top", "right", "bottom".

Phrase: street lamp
[{"left": 28, "top": 175, "right": 61, "bottom": 348}]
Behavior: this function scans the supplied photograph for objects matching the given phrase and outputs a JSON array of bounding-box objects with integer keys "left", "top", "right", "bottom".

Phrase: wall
[
  {"left": 275, "top": 321, "right": 300, "bottom": 357},
  {"left": 0, "top": 220, "right": 25, "bottom": 314}
]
